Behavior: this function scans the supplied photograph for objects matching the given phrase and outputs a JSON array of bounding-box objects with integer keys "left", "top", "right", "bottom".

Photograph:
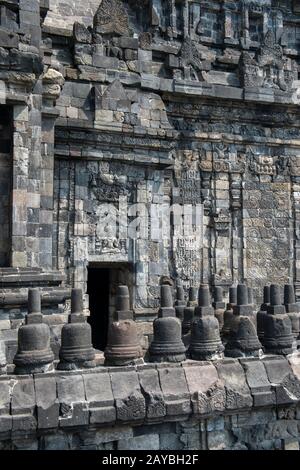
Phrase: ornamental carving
[
  {"left": 93, "top": 0, "right": 130, "bottom": 36},
  {"left": 173, "top": 237, "right": 202, "bottom": 284},
  {"left": 179, "top": 38, "right": 206, "bottom": 81},
  {"left": 90, "top": 237, "right": 128, "bottom": 255},
  {"left": 116, "top": 392, "right": 146, "bottom": 421},
  {"left": 139, "top": 32, "right": 152, "bottom": 50},
  {"left": 240, "top": 30, "right": 297, "bottom": 92},
  {"left": 212, "top": 210, "right": 231, "bottom": 234},
  {"left": 89, "top": 162, "right": 132, "bottom": 202},
  {"left": 42, "top": 67, "right": 64, "bottom": 102},
  {"left": 87, "top": 201, "right": 129, "bottom": 257},
  {"left": 276, "top": 156, "right": 292, "bottom": 176},
  {"left": 174, "top": 150, "right": 202, "bottom": 204},
  {"left": 249, "top": 153, "right": 276, "bottom": 176}
]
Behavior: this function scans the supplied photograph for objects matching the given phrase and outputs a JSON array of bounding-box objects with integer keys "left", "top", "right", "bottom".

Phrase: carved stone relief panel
[
  {"left": 239, "top": 30, "right": 298, "bottom": 94},
  {"left": 243, "top": 180, "right": 292, "bottom": 289},
  {"left": 171, "top": 149, "right": 204, "bottom": 287}
]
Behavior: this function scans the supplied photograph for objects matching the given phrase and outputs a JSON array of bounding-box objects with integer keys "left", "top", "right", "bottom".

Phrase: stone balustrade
[{"left": 0, "top": 355, "right": 300, "bottom": 450}]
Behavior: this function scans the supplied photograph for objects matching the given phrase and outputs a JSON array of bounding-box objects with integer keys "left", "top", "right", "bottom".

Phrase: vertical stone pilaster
[
  {"left": 201, "top": 171, "right": 212, "bottom": 284},
  {"left": 212, "top": 171, "right": 232, "bottom": 287},
  {"left": 11, "top": 104, "right": 29, "bottom": 268},
  {"left": 230, "top": 172, "right": 243, "bottom": 284},
  {"left": 39, "top": 111, "right": 58, "bottom": 270},
  {"left": 224, "top": 9, "right": 232, "bottom": 40},
  {"left": 183, "top": 0, "right": 189, "bottom": 38},
  {"left": 292, "top": 176, "right": 300, "bottom": 298}
]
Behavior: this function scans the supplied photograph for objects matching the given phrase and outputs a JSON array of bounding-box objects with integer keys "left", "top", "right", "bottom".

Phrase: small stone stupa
[
  {"left": 174, "top": 279, "right": 186, "bottom": 322},
  {"left": 105, "top": 286, "right": 142, "bottom": 366},
  {"left": 58, "top": 288, "right": 96, "bottom": 370},
  {"left": 212, "top": 286, "right": 225, "bottom": 330},
  {"left": 189, "top": 284, "right": 224, "bottom": 361},
  {"left": 222, "top": 286, "right": 237, "bottom": 343},
  {"left": 257, "top": 285, "right": 270, "bottom": 341},
  {"left": 225, "top": 284, "right": 262, "bottom": 358},
  {"left": 149, "top": 284, "right": 186, "bottom": 363},
  {"left": 262, "top": 284, "right": 294, "bottom": 355},
  {"left": 14, "top": 288, "right": 54, "bottom": 374},
  {"left": 284, "top": 284, "right": 300, "bottom": 346},
  {"left": 182, "top": 286, "right": 198, "bottom": 336}
]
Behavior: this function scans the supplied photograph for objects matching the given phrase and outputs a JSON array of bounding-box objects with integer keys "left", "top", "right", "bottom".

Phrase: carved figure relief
[
  {"left": 240, "top": 30, "right": 297, "bottom": 92},
  {"left": 89, "top": 161, "right": 131, "bottom": 202},
  {"left": 88, "top": 204, "right": 128, "bottom": 256},
  {"left": 174, "top": 150, "right": 202, "bottom": 204},
  {"left": 179, "top": 38, "right": 206, "bottom": 81},
  {"left": 213, "top": 210, "right": 231, "bottom": 234}
]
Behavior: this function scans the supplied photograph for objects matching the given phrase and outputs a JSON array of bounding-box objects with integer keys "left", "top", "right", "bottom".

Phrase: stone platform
[{"left": 1, "top": 354, "right": 300, "bottom": 450}]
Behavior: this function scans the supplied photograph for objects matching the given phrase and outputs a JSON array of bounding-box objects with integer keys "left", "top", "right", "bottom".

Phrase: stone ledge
[{"left": 1, "top": 354, "right": 300, "bottom": 437}]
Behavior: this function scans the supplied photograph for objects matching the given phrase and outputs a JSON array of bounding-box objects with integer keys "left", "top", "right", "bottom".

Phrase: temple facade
[
  {"left": 1, "top": 0, "right": 300, "bottom": 451},
  {"left": 1, "top": 0, "right": 300, "bottom": 352}
]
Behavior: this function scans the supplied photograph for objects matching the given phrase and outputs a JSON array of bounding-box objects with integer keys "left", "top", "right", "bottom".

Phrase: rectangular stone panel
[
  {"left": 138, "top": 365, "right": 166, "bottom": 420},
  {"left": 56, "top": 373, "right": 89, "bottom": 427},
  {"left": 215, "top": 359, "right": 253, "bottom": 410},
  {"left": 83, "top": 370, "right": 116, "bottom": 425},
  {"left": 157, "top": 365, "right": 191, "bottom": 418},
  {"left": 34, "top": 375, "right": 59, "bottom": 429},
  {"left": 183, "top": 362, "right": 226, "bottom": 415},
  {"left": 110, "top": 369, "right": 146, "bottom": 422}
]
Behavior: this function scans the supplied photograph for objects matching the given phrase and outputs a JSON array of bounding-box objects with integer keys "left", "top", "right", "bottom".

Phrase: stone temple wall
[
  {"left": 0, "top": 1, "right": 299, "bottom": 318},
  {"left": 45, "top": 0, "right": 300, "bottom": 327},
  {"left": 0, "top": 0, "right": 300, "bottom": 451}
]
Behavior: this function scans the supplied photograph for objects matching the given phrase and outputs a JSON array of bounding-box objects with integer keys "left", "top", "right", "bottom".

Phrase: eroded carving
[
  {"left": 240, "top": 30, "right": 297, "bottom": 92},
  {"left": 93, "top": 0, "right": 130, "bottom": 37},
  {"left": 116, "top": 392, "right": 146, "bottom": 421}
]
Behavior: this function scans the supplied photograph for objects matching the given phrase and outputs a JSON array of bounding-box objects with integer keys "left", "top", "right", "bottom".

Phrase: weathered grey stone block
[
  {"left": 83, "top": 370, "right": 116, "bottom": 424},
  {"left": 34, "top": 375, "right": 59, "bottom": 429},
  {"left": 43, "top": 433, "right": 71, "bottom": 450},
  {"left": 56, "top": 374, "right": 89, "bottom": 427},
  {"left": 215, "top": 360, "right": 253, "bottom": 410},
  {"left": 183, "top": 362, "right": 226, "bottom": 415},
  {"left": 240, "top": 358, "right": 275, "bottom": 407},
  {"left": 11, "top": 377, "right": 36, "bottom": 415},
  {"left": 94, "top": 426, "right": 133, "bottom": 444},
  {"left": 118, "top": 433, "right": 159, "bottom": 450},
  {"left": 158, "top": 365, "right": 191, "bottom": 417},
  {"left": 160, "top": 432, "right": 183, "bottom": 450},
  {"left": 138, "top": 366, "right": 166, "bottom": 420},
  {"left": 0, "top": 377, "right": 11, "bottom": 416},
  {"left": 262, "top": 356, "right": 300, "bottom": 404},
  {"left": 110, "top": 369, "right": 146, "bottom": 422},
  {"left": 0, "top": 414, "right": 13, "bottom": 433}
]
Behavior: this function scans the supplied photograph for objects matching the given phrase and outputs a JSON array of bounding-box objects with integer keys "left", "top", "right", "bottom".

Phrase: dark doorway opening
[{"left": 87, "top": 267, "right": 110, "bottom": 351}]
